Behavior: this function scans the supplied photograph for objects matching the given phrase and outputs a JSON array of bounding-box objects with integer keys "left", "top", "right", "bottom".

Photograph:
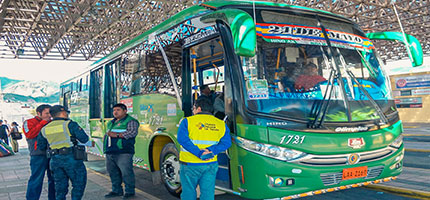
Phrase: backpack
[{"left": 11, "top": 127, "right": 22, "bottom": 140}]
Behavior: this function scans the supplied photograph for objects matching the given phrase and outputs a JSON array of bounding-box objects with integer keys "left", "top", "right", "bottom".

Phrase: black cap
[{"left": 50, "top": 105, "right": 70, "bottom": 116}]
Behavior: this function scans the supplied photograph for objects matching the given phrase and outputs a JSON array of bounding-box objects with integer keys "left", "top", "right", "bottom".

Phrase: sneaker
[
  {"left": 122, "top": 193, "right": 135, "bottom": 199},
  {"left": 105, "top": 192, "right": 123, "bottom": 198}
]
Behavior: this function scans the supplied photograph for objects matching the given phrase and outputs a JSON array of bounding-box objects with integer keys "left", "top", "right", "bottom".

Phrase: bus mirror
[
  {"left": 366, "top": 32, "right": 423, "bottom": 67},
  {"left": 201, "top": 9, "right": 256, "bottom": 57}
]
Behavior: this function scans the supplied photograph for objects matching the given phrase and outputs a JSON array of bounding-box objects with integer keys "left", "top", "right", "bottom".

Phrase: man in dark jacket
[
  {"left": 198, "top": 85, "right": 216, "bottom": 104},
  {"left": 0, "top": 120, "right": 9, "bottom": 145},
  {"left": 104, "top": 103, "right": 139, "bottom": 199},
  {"left": 23, "top": 104, "right": 55, "bottom": 200}
]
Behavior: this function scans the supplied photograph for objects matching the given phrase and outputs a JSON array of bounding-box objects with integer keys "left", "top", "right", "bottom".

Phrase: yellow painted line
[
  {"left": 366, "top": 184, "right": 430, "bottom": 200},
  {"left": 86, "top": 167, "right": 161, "bottom": 200},
  {"left": 403, "top": 134, "right": 430, "bottom": 137},
  {"left": 405, "top": 148, "right": 430, "bottom": 153},
  {"left": 403, "top": 126, "right": 418, "bottom": 128}
]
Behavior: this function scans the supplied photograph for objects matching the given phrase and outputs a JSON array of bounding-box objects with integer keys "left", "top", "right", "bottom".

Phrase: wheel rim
[{"left": 161, "top": 153, "right": 180, "bottom": 190}]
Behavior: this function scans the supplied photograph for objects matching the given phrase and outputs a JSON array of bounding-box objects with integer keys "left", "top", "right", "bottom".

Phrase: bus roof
[
  {"left": 91, "top": 0, "right": 348, "bottom": 68},
  {"left": 202, "top": 0, "right": 347, "bottom": 19}
]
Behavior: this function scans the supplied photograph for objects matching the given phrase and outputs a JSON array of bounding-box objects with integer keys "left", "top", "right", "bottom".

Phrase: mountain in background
[
  {"left": 3, "top": 80, "right": 59, "bottom": 97},
  {"left": 0, "top": 77, "right": 21, "bottom": 90},
  {"left": 4, "top": 92, "right": 60, "bottom": 103},
  {"left": 0, "top": 76, "right": 59, "bottom": 103}
]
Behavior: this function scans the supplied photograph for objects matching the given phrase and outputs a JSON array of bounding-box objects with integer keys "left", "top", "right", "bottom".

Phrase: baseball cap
[{"left": 50, "top": 105, "right": 70, "bottom": 116}]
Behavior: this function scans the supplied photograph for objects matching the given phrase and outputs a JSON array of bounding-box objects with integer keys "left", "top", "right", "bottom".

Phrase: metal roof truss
[{"left": 0, "top": 0, "right": 428, "bottom": 62}]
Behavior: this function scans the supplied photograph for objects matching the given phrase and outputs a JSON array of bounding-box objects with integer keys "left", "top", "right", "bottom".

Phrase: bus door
[
  {"left": 61, "top": 83, "right": 71, "bottom": 110},
  {"left": 103, "top": 61, "right": 118, "bottom": 129},
  {"left": 89, "top": 67, "right": 104, "bottom": 138},
  {"left": 89, "top": 61, "right": 119, "bottom": 136},
  {"left": 187, "top": 37, "right": 231, "bottom": 189},
  {"left": 63, "top": 92, "right": 71, "bottom": 111}
]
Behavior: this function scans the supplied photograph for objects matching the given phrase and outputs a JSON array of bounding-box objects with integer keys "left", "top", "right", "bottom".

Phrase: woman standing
[{"left": 8, "top": 122, "right": 21, "bottom": 153}]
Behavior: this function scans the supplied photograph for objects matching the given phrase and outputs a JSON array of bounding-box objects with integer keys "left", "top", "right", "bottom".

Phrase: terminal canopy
[{"left": 0, "top": 0, "right": 428, "bottom": 62}]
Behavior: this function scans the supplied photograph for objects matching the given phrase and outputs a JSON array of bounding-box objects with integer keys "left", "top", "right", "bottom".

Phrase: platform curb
[
  {"left": 403, "top": 126, "right": 418, "bottom": 129},
  {"left": 405, "top": 148, "right": 430, "bottom": 153},
  {"left": 366, "top": 184, "right": 430, "bottom": 200},
  {"left": 403, "top": 134, "right": 430, "bottom": 137}
]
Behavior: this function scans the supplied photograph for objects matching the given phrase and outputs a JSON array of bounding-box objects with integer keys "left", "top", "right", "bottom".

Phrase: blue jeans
[
  {"left": 106, "top": 154, "right": 135, "bottom": 194},
  {"left": 26, "top": 155, "right": 55, "bottom": 200},
  {"left": 180, "top": 163, "right": 218, "bottom": 200},
  {"left": 50, "top": 154, "right": 87, "bottom": 200}
]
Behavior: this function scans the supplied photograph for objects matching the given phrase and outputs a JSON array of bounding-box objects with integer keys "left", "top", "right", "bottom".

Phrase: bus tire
[{"left": 159, "top": 143, "right": 181, "bottom": 197}]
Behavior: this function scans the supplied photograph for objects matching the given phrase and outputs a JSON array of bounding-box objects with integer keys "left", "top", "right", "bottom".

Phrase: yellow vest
[
  {"left": 41, "top": 120, "right": 73, "bottom": 149},
  {"left": 179, "top": 114, "right": 226, "bottom": 163}
]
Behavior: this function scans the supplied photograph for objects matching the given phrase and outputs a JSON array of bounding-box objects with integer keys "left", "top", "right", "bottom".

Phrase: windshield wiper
[
  {"left": 309, "top": 16, "right": 352, "bottom": 128},
  {"left": 337, "top": 48, "right": 388, "bottom": 125},
  {"left": 309, "top": 48, "right": 336, "bottom": 128}
]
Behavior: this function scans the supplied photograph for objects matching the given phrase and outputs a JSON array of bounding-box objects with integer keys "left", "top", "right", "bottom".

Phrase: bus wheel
[{"left": 160, "top": 143, "right": 181, "bottom": 197}]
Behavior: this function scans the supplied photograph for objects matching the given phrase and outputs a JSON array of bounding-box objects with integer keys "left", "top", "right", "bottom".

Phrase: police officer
[
  {"left": 177, "top": 98, "right": 231, "bottom": 200},
  {"left": 37, "top": 105, "right": 89, "bottom": 200}
]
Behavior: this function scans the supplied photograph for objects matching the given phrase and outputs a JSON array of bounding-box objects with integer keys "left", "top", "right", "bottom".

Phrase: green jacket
[{"left": 103, "top": 115, "right": 138, "bottom": 154}]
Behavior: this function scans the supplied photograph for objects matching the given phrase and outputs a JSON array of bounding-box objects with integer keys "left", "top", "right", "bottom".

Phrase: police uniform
[
  {"left": 37, "top": 105, "right": 89, "bottom": 200},
  {"left": 177, "top": 112, "right": 231, "bottom": 200}
]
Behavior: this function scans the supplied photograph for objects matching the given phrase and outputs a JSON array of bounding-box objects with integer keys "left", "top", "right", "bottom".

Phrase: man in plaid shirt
[{"left": 103, "top": 103, "right": 139, "bottom": 199}]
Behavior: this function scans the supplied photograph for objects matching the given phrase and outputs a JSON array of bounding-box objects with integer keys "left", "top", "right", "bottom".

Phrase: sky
[{"left": 0, "top": 59, "right": 93, "bottom": 83}]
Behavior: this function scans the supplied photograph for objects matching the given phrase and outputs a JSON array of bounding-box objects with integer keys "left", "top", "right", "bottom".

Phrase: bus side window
[
  {"left": 130, "top": 43, "right": 182, "bottom": 97},
  {"left": 119, "top": 51, "right": 135, "bottom": 98},
  {"left": 162, "top": 44, "right": 183, "bottom": 97}
]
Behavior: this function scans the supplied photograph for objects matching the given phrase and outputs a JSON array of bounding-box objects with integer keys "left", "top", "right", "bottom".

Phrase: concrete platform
[
  {"left": 1, "top": 124, "right": 429, "bottom": 200},
  {"left": 402, "top": 123, "right": 430, "bottom": 153},
  {"left": 367, "top": 123, "right": 430, "bottom": 199},
  {"left": 0, "top": 147, "right": 159, "bottom": 200}
]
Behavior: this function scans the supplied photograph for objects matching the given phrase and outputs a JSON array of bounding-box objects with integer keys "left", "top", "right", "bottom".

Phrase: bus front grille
[
  {"left": 297, "top": 147, "right": 396, "bottom": 166},
  {"left": 320, "top": 172, "right": 343, "bottom": 186},
  {"left": 365, "top": 166, "right": 385, "bottom": 179},
  {"left": 320, "top": 166, "right": 384, "bottom": 186}
]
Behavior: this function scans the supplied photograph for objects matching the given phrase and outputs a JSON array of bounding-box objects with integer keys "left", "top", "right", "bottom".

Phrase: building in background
[{"left": 387, "top": 56, "right": 430, "bottom": 123}]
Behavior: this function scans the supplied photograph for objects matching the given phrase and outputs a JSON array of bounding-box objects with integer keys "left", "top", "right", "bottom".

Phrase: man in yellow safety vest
[{"left": 177, "top": 98, "right": 231, "bottom": 200}]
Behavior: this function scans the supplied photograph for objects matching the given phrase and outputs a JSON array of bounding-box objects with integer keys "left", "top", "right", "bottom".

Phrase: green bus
[{"left": 60, "top": 1, "right": 423, "bottom": 199}]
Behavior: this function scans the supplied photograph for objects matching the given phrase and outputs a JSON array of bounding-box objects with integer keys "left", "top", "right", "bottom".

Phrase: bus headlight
[
  {"left": 236, "top": 136, "right": 307, "bottom": 162},
  {"left": 390, "top": 135, "right": 403, "bottom": 148},
  {"left": 268, "top": 147, "right": 281, "bottom": 157},
  {"left": 249, "top": 142, "right": 265, "bottom": 152}
]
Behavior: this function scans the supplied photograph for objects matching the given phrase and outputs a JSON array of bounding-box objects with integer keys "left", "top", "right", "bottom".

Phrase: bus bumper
[{"left": 233, "top": 145, "right": 404, "bottom": 199}]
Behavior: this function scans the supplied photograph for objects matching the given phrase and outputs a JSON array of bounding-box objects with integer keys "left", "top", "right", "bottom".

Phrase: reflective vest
[
  {"left": 179, "top": 114, "right": 226, "bottom": 163},
  {"left": 104, "top": 115, "right": 138, "bottom": 154},
  {"left": 41, "top": 120, "right": 73, "bottom": 149}
]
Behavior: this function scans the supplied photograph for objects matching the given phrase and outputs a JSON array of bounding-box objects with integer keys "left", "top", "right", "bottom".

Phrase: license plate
[{"left": 342, "top": 166, "right": 368, "bottom": 180}]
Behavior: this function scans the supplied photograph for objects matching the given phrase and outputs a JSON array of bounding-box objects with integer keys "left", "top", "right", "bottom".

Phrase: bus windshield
[{"left": 241, "top": 11, "right": 395, "bottom": 123}]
